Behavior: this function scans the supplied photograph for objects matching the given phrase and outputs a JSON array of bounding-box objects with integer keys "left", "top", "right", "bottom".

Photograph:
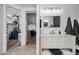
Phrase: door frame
[
  {"left": 3, "top": 4, "right": 7, "bottom": 53},
  {"left": 26, "top": 11, "right": 36, "bottom": 51},
  {"left": 3, "top": 4, "right": 21, "bottom": 53},
  {"left": 3, "top": 4, "right": 40, "bottom": 55},
  {"left": 36, "top": 4, "right": 40, "bottom": 55}
]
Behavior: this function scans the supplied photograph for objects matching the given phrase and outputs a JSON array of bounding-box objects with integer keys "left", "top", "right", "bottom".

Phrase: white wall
[
  {"left": 40, "top": 4, "right": 78, "bottom": 33},
  {"left": 0, "top": 4, "right": 3, "bottom": 54},
  {"left": 7, "top": 4, "right": 36, "bottom": 11},
  {"left": 20, "top": 10, "right": 27, "bottom": 46},
  {"left": 76, "top": 4, "right": 79, "bottom": 23}
]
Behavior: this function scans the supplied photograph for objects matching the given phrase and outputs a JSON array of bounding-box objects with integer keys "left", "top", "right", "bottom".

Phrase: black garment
[
  {"left": 9, "top": 27, "right": 19, "bottom": 39},
  {"left": 76, "top": 36, "right": 79, "bottom": 45},
  {"left": 72, "top": 19, "right": 79, "bottom": 36},
  {"left": 65, "top": 17, "right": 73, "bottom": 34},
  {"left": 72, "top": 19, "right": 79, "bottom": 45},
  {"left": 31, "top": 31, "right": 36, "bottom": 36}
]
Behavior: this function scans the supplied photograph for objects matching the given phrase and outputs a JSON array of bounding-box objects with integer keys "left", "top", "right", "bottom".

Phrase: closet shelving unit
[
  {"left": 6, "top": 8, "right": 20, "bottom": 49},
  {"left": 6, "top": 15, "right": 20, "bottom": 49}
]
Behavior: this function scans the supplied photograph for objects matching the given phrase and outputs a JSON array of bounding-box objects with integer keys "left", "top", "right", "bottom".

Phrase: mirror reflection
[{"left": 43, "top": 16, "right": 60, "bottom": 28}]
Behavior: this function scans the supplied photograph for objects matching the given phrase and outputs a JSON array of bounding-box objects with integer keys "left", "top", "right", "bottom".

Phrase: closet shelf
[{"left": 7, "top": 23, "right": 17, "bottom": 25}]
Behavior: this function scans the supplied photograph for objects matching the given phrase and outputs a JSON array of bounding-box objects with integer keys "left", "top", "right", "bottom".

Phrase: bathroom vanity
[
  {"left": 40, "top": 15, "right": 76, "bottom": 55},
  {"left": 40, "top": 28, "right": 76, "bottom": 55}
]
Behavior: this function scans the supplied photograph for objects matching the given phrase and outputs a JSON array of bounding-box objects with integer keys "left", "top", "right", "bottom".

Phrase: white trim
[
  {"left": 3, "top": 4, "right": 7, "bottom": 53},
  {"left": 25, "top": 11, "right": 36, "bottom": 13},
  {"left": 20, "top": 10, "right": 27, "bottom": 46},
  {"left": 36, "top": 4, "right": 40, "bottom": 55}
]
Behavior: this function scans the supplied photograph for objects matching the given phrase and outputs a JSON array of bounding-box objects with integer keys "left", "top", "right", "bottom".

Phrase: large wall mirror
[{"left": 43, "top": 16, "right": 60, "bottom": 28}]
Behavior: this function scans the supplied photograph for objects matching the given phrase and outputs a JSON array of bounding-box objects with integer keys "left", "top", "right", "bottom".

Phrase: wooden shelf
[{"left": 7, "top": 23, "right": 16, "bottom": 25}]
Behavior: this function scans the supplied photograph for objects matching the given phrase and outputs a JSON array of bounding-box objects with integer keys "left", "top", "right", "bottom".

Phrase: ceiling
[
  {"left": 17, "top": 4, "right": 36, "bottom": 8},
  {"left": 6, "top": 4, "right": 36, "bottom": 17}
]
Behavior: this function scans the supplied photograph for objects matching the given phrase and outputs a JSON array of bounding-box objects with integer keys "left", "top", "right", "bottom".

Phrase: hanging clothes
[
  {"left": 73, "top": 19, "right": 79, "bottom": 45},
  {"left": 65, "top": 17, "right": 73, "bottom": 34},
  {"left": 73, "top": 19, "right": 79, "bottom": 36},
  {"left": 9, "top": 27, "right": 19, "bottom": 39}
]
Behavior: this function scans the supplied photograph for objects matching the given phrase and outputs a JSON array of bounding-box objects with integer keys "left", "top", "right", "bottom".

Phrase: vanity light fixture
[{"left": 42, "top": 7, "right": 63, "bottom": 15}]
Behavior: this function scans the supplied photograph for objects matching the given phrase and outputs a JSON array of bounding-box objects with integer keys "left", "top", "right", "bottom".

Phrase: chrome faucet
[{"left": 50, "top": 30, "right": 55, "bottom": 34}]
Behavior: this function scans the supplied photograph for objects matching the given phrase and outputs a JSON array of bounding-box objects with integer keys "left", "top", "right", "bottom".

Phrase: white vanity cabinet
[{"left": 41, "top": 34, "right": 76, "bottom": 55}]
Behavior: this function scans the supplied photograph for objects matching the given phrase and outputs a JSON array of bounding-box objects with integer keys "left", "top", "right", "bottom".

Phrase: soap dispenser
[{"left": 59, "top": 30, "right": 61, "bottom": 34}]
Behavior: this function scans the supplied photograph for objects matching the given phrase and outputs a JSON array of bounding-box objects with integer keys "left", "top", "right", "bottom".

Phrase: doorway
[
  {"left": 6, "top": 5, "right": 21, "bottom": 50},
  {"left": 26, "top": 12, "right": 36, "bottom": 51}
]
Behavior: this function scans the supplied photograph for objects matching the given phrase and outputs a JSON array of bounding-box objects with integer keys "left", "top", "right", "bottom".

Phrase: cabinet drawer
[
  {"left": 46, "top": 42, "right": 58, "bottom": 48},
  {"left": 41, "top": 36, "right": 75, "bottom": 49},
  {"left": 58, "top": 41, "right": 74, "bottom": 48},
  {"left": 59, "top": 37, "right": 74, "bottom": 42},
  {"left": 46, "top": 41, "right": 73, "bottom": 48},
  {"left": 46, "top": 36, "right": 59, "bottom": 41},
  {"left": 45, "top": 36, "right": 74, "bottom": 42}
]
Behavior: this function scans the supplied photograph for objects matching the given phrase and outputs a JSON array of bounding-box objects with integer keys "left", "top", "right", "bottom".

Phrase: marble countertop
[{"left": 40, "top": 34, "right": 76, "bottom": 37}]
